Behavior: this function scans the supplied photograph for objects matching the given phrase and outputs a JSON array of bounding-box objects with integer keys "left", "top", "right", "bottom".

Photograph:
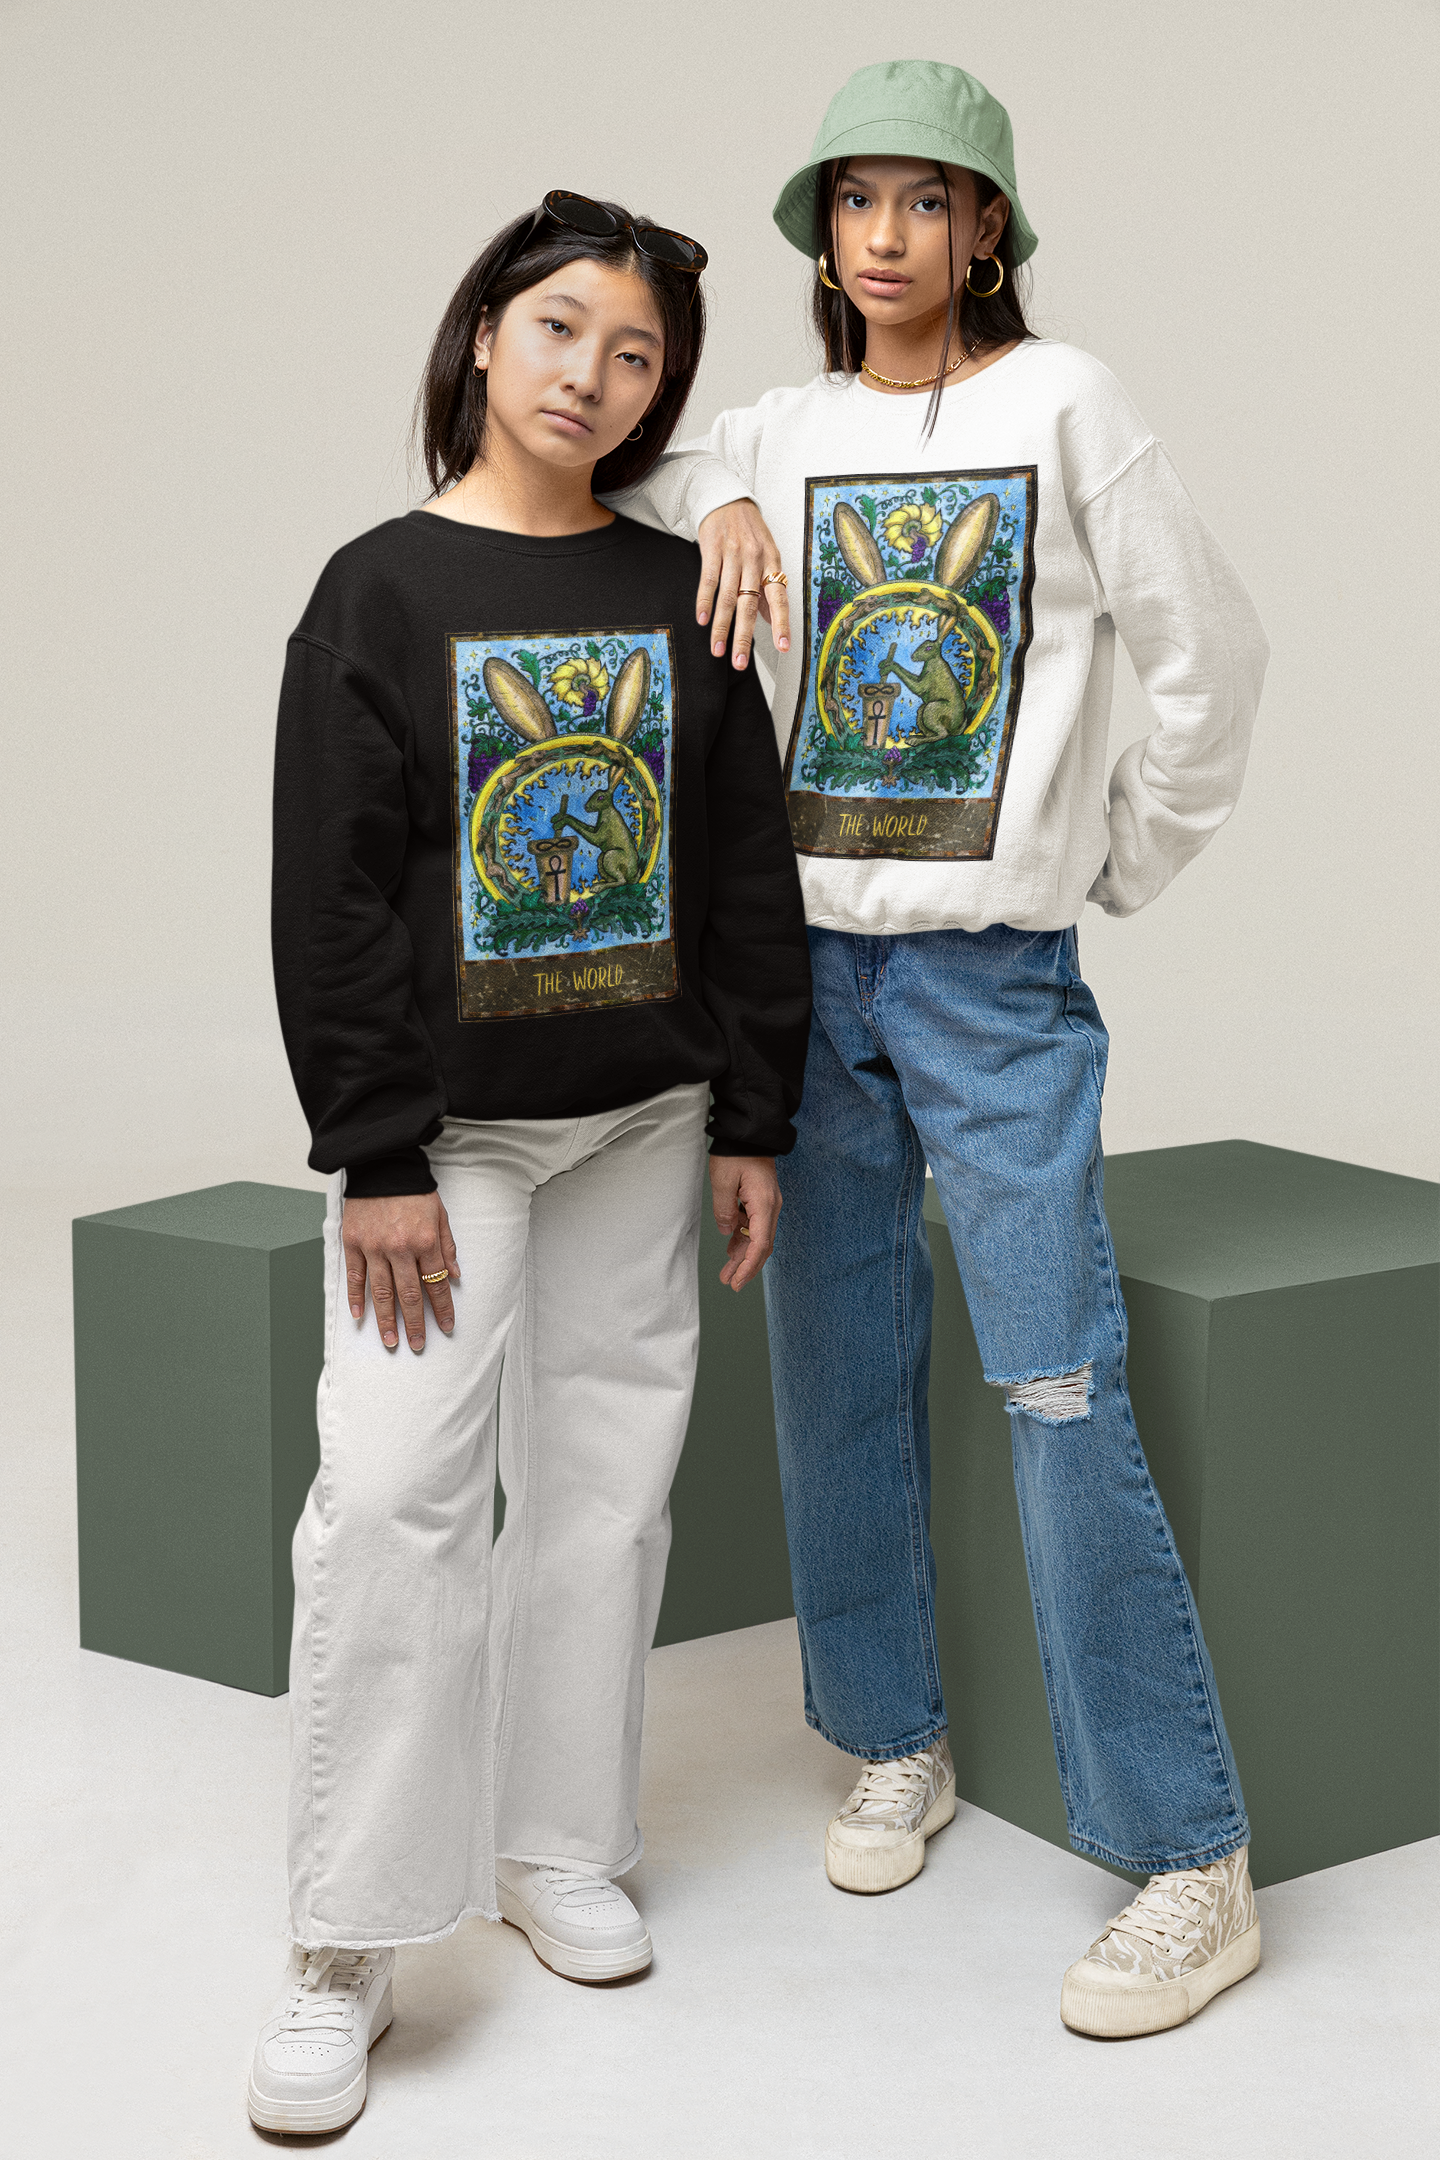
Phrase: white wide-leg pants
[{"left": 287, "top": 1081, "right": 710, "bottom": 1949}]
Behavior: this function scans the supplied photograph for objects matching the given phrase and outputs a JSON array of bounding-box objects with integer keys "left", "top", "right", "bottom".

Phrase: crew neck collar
[{"left": 405, "top": 508, "right": 634, "bottom": 557}]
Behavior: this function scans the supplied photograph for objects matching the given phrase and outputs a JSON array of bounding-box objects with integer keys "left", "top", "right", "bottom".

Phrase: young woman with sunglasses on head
[
  {"left": 617, "top": 63, "right": 1269, "bottom": 2037},
  {"left": 253, "top": 193, "right": 810, "bottom": 2134}
]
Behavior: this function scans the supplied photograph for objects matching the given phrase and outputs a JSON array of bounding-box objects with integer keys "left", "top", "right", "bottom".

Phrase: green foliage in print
[{"left": 801, "top": 718, "right": 997, "bottom": 797}]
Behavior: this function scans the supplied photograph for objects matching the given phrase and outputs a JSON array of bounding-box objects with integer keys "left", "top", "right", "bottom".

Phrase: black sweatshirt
[{"left": 272, "top": 511, "right": 812, "bottom": 1196}]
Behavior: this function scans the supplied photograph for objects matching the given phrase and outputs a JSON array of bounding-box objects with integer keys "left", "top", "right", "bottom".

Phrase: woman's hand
[
  {"left": 343, "top": 1192, "right": 461, "bottom": 1352},
  {"left": 709, "top": 1156, "right": 782, "bottom": 1292},
  {"left": 696, "top": 502, "right": 790, "bottom": 671}
]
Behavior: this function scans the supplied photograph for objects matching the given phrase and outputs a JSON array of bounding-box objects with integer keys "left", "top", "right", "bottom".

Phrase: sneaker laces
[
  {"left": 533, "top": 1868, "right": 625, "bottom": 1912},
  {"left": 846, "top": 1751, "right": 937, "bottom": 1822},
  {"left": 278, "top": 1948, "right": 374, "bottom": 2037},
  {"left": 1105, "top": 1866, "right": 1221, "bottom": 1960}
]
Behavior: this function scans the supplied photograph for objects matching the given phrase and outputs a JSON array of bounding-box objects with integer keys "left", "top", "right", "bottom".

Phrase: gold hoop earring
[
  {"left": 817, "top": 250, "right": 841, "bottom": 292},
  {"left": 965, "top": 256, "right": 1005, "bottom": 298},
  {"left": 626, "top": 422, "right": 644, "bottom": 442}
]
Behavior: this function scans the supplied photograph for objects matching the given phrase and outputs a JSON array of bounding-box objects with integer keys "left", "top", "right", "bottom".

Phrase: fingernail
[
  {"left": 712, "top": 642, "right": 724, "bottom": 656},
  {"left": 383, "top": 1332, "right": 398, "bottom": 1348},
  {"left": 698, "top": 612, "right": 708, "bottom": 625},
  {"left": 736, "top": 653, "right": 748, "bottom": 669},
  {"left": 779, "top": 638, "right": 790, "bottom": 651}
]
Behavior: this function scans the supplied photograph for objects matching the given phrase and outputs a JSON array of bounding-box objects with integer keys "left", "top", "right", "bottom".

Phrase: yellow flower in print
[
  {"left": 881, "top": 502, "right": 943, "bottom": 564},
  {"left": 551, "top": 656, "right": 610, "bottom": 716}
]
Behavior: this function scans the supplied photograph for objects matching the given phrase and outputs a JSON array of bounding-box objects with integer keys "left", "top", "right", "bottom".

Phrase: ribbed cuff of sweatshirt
[
  {"left": 342, "top": 1147, "right": 438, "bottom": 1198},
  {"left": 708, "top": 1120, "right": 796, "bottom": 1160}
]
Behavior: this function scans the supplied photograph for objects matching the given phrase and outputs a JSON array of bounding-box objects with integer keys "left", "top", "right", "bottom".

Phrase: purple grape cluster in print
[
  {"left": 452, "top": 625, "right": 677, "bottom": 985},
  {"left": 469, "top": 746, "right": 502, "bottom": 795},
  {"left": 818, "top": 585, "right": 848, "bottom": 638},
  {"left": 792, "top": 467, "right": 1035, "bottom": 827}
]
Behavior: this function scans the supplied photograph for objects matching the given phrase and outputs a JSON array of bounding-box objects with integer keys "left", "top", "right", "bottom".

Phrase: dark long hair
[
  {"left": 810, "top": 161, "right": 1033, "bottom": 435},
  {"left": 416, "top": 201, "right": 706, "bottom": 498}
]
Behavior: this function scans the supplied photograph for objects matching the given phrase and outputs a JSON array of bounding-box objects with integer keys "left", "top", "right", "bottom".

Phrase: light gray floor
[{"left": 4, "top": 1183, "right": 1436, "bottom": 2158}]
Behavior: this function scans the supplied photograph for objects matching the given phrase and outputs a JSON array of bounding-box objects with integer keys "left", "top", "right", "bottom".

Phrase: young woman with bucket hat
[{"left": 617, "top": 59, "right": 1269, "bottom": 2037}]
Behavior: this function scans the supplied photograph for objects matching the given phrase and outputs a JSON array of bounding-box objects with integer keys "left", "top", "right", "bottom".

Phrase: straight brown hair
[
  {"left": 416, "top": 201, "right": 706, "bottom": 498},
  {"left": 810, "top": 161, "right": 1033, "bottom": 435}
]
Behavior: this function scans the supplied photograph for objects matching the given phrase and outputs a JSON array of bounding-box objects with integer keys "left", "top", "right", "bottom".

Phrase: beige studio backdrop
[{"left": 2, "top": 0, "right": 1436, "bottom": 1202}]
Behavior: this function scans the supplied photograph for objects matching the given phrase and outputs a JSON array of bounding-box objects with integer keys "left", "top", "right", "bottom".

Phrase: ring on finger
[
  {"left": 420, "top": 1268, "right": 449, "bottom": 1283},
  {"left": 737, "top": 587, "right": 761, "bottom": 598},
  {"left": 761, "top": 569, "right": 788, "bottom": 589}
]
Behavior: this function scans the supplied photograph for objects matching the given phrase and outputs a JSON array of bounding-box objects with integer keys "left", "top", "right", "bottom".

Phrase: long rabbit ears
[
  {"left": 484, "top": 657, "right": 557, "bottom": 741},
  {"left": 935, "top": 494, "right": 999, "bottom": 594},
  {"left": 833, "top": 501, "right": 885, "bottom": 590},
  {"left": 606, "top": 648, "right": 651, "bottom": 741}
]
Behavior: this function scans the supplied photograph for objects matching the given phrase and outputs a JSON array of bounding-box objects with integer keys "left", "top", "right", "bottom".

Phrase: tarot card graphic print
[
  {"left": 451, "top": 626, "right": 678, "bottom": 1020},
  {"left": 784, "top": 467, "right": 1036, "bottom": 859}
]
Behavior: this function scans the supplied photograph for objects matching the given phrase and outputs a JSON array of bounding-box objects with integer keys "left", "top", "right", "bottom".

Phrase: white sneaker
[
  {"left": 825, "top": 1735, "right": 956, "bottom": 1893},
  {"left": 495, "top": 1857, "right": 652, "bottom": 1982},
  {"left": 247, "top": 1944, "right": 394, "bottom": 2134},
  {"left": 1061, "top": 1845, "right": 1260, "bottom": 2037}
]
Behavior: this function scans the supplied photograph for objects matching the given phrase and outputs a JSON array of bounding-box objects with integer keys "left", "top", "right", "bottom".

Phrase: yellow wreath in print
[
  {"left": 815, "top": 581, "right": 1003, "bottom": 741},
  {"left": 469, "top": 735, "right": 663, "bottom": 905}
]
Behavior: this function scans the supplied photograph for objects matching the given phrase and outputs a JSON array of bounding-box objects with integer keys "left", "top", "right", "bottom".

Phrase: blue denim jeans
[{"left": 765, "top": 924, "right": 1249, "bottom": 1873}]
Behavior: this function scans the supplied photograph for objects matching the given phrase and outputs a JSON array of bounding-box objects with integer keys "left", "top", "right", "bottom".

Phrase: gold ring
[
  {"left": 761, "top": 570, "right": 788, "bottom": 589},
  {"left": 420, "top": 1269, "right": 450, "bottom": 1283},
  {"left": 737, "top": 587, "right": 761, "bottom": 598},
  {"left": 739, "top": 1227, "right": 752, "bottom": 1238}
]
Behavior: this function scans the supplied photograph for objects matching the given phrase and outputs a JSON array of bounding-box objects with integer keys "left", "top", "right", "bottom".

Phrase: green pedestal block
[
  {"left": 73, "top": 1182, "right": 326, "bottom": 1696},
  {"left": 74, "top": 1175, "right": 787, "bottom": 1693},
  {"left": 927, "top": 1141, "right": 1440, "bottom": 1889},
  {"left": 654, "top": 1217, "right": 796, "bottom": 1647},
  {"left": 74, "top": 1138, "right": 1439, "bottom": 1903}
]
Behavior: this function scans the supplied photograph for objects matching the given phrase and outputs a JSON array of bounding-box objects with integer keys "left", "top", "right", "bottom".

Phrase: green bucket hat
[{"left": 773, "top": 59, "right": 1037, "bottom": 266}]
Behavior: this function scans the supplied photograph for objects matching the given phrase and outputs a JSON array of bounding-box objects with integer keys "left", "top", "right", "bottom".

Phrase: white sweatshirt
[{"left": 614, "top": 339, "right": 1268, "bottom": 934}]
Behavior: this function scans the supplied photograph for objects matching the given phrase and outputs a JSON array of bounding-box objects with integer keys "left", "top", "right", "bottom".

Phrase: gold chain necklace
[{"left": 861, "top": 335, "right": 980, "bottom": 391}]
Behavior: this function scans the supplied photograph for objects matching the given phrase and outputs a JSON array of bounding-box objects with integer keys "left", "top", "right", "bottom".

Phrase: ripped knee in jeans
[{"left": 1000, "top": 1362, "right": 1093, "bottom": 1423}]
